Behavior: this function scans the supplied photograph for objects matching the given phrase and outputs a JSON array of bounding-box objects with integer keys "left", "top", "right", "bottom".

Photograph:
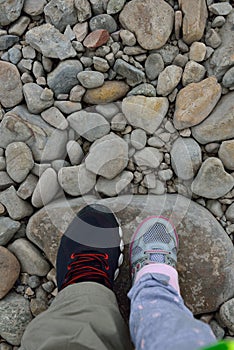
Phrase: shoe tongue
[{"left": 150, "top": 253, "right": 165, "bottom": 263}]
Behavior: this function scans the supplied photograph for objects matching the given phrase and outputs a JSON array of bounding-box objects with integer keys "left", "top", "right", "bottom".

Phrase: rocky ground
[{"left": 0, "top": 0, "right": 234, "bottom": 348}]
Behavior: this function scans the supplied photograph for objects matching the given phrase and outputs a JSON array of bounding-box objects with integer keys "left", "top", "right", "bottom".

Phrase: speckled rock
[
  {"left": 17, "top": 174, "right": 38, "bottom": 200},
  {"left": 107, "top": 0, "right": 126, "bottom": 14},
  {"left": 119, "top": 0, "right": 174, "bottom": 50},
  {"left": 219, "top": 298, "right": 234, "bottom": 332},
  {"left": 6, "top": 142, "right": 34, "bottom": 183},
  {"left": 0, "top": 247, "right": 20, "bottom": 299},
  {"left": 0, "top": 292, "right": 32, "bottom": 345},
  {"left": 75, "top": 0, "right": 92, "bottom": 22},
  {"left": 0, "top": 62, "right": 23, "bottom": 108}
]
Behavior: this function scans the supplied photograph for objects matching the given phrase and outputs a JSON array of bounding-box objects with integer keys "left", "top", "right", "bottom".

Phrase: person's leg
[
  {"left": 20, "top": 204, "right": 132, "bottom": 350},
  {"left": 20, "top": 282, "right": 131, "bottom": 350},
  {"left": 128, "top": 216, "right": 217, "bottom": 350}
]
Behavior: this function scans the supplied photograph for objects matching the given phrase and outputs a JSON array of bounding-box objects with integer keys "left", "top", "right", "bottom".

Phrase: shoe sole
[
  {"left": 129, "top": 215, "right": 179, "bottom": 264},
  {"left": 114, "top": 218, "right": 124, "bottom": 280}
]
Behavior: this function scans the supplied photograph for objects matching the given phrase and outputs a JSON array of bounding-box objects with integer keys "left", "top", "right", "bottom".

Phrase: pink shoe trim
[
  {"left": 135, "top": 263, "right": 180, "bottom": 294},
  {"left": 129, "top": 216, "right": 179, "bottom": 264}
]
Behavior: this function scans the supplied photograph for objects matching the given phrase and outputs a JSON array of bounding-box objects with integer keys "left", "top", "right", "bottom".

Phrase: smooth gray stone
[
  {"left": 205, "top": 11, "right": 234, "bottom": 80},
  {"left": 6, "top": 142, "right": 34, "bottom": 183},
  {"left": 0, "top": 61, "right": 23, "bottom": 108},
  {"left": 145, "top": 53, "right": 164, "bottom": 80},
  {"left": 44, "top": 0, "right": 77, "bottom": 32},
  {"left": 85, "top": 133, "right": 129, "bottom": 179},
  {"left": 0, "top": 106, "right": 68, "bottom": 162},
  {"left": 68, "top": 111, "right": 110, "bottom": 142},
  {"left": 8, "top": 238, "right": 50, "bottom": 276},
  {"left": 24, "top": 0, "right": 46, "bottom": 16},
  {"left": 192, "top": 92, "right": 234, "bottom": 144},
  {"left": 191, "top": 157, "right": 234, "bottom": 199},
  {"left": 77, "top": 71, "right": 104, "bottom": 89},
  {"left": 209, "top": 3, "right": 232, "bottom": 16},
  {"left": 114, "top": 59, "right": 145, "bottom": 87},
  {"left": 32, "top": 168, "right": 60, "bottom": 208},
  {"left": 89, "top": 14, "right": 117, "bottom": 33},
  {"left": 26, "top": 194, "right": 234, "bottom": 315},
  {"left": 0, "top": 35, "right": 19, "bottom": 50},
  {"left": 23, "top": 83, "right": 54, "bottom": 114},
  {"left": 47, "top": 60, "right": 83, "bottom": 97},
  {"left": 171, "top": 137, "right": 202, "bottom": 180},
  {"left": 222, "top": 66, "right": 234, "bottom": 88},
  {"left": 0, "top": 186, "right": 33, "bottom": 220},
  {"left": 58, "top": 164, "right": 96, "bottom": 196},
  {"left": 0, "top": 217, "right": 20, "bottom": 245},
  {"left": 96, "top": 171, "right": 133, "bottom": 196},
  {"left": 0, "top": 172, "right": 15, "bottom": 190},
  {"left": 155, "top": 44, "right": 179, "bottom": 65},
  {"left": 0, "top": 0, "right": 24, "bottom": 26},
  {"left": 25, "top": 24, "right": 76, "bottom": 60}
]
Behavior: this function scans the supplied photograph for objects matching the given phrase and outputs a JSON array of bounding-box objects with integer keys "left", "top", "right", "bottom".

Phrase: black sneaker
[{"left": 56, "top": 204, "right": 124, "bottom": 292}]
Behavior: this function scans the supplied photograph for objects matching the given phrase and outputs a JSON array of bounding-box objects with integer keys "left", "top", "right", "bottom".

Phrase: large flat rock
[{"left": 26, "top": 194, "right": 234, "bottom": 316}]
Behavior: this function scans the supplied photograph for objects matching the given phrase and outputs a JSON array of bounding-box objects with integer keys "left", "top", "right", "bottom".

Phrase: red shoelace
[{"left": 61, "top": 253, "right": 111, "bottom": 290}]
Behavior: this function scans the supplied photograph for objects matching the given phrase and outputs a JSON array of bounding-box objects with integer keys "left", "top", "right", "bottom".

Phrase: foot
[
  {"left": 129, "top": 216, "right": 179, "bottom": 283},
  {"left": 56, "top": 204, "right": 124, "bottom": 292}
]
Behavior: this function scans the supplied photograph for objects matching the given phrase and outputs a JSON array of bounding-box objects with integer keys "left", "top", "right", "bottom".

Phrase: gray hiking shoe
[{"left": 129, "top": 216, "right": 179, "bottom": 282}]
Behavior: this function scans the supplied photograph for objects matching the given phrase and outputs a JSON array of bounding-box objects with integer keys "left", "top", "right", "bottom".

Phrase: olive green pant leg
[{"left": 20, "top": 282, "right": 132, "bottom": 350}]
